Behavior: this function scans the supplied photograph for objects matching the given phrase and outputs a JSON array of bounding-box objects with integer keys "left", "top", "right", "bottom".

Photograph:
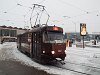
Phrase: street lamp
[
  {"left": 63, "top": 16, "right": 77, "bottom": 43},
  {"left": 63, "top": 16, "right": 76, "bottom": 33}
]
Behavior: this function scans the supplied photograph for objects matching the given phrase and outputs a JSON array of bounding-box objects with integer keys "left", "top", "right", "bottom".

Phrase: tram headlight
[
  {"left": 51, "top": 51, "right": 55, "bottom": 54},
  {"left": 43, "top": 51, "right": 45, "bottom": 53},
  {"left": 65, "top": 50, "right": 67, "bottom": 53}
]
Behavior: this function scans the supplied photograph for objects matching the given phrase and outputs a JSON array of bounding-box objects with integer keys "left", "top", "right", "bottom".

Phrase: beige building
[{"left": 0, "top": 25, "right": 27, "bottom": 43}]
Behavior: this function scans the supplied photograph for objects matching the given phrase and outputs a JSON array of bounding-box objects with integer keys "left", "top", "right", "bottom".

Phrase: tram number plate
[{"left": 58, "top": 50, "right": 62, "bottom": 52}]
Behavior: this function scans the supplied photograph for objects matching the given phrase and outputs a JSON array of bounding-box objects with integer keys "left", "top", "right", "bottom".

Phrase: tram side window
[
  {"left": 43, "top": 32, "right": 48, "bottom": 43},
  {"left": 21, "top": 34, "right": 28, "bottom": 43}
]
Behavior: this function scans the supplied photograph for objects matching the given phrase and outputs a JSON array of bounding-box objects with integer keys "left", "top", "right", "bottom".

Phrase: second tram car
[{"left": 17, "top": 25, "right": 66, "bottom": 63}]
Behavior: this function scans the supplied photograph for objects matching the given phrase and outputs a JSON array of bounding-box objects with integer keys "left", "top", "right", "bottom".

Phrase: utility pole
[
  {"left": 72, "top": 21, "right": 76, "bottom": 43},
  {"left": 83, "top": 36, "right": 85, "bottom": 48}
]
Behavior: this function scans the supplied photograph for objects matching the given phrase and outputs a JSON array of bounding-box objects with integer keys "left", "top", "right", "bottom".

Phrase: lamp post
[
  {"left": 63, "top": 16, "right": 76, "bottom": 42},
  {"left": 63, "top": 16, "right": 76, "bottom": 33},
  {"left": 72, "top": 21, "right": 76, "bottom": 33}
]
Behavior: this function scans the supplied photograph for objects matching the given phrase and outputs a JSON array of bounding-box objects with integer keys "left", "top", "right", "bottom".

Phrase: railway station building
[{"left": 0, "top": 25, "right": 27, "bottom": 43}]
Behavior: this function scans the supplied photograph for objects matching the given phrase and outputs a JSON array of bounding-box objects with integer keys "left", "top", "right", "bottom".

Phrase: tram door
[
  {"left": 32, "top": 32, "right": 41, "bottom": 58},
  {"left": 32, "top": 32, "right": 36, "bottom": 57},
  {"left": 17, "top": 35, "right": 21, "bottom": 50}
]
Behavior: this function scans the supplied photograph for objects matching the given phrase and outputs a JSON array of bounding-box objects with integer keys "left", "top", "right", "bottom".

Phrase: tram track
[
  {"left": 50, "top": 46, "right": 100, "bottom": 75},
  {"left": 52, "top": 59, "right": 100, "bottom": 75},
  {"left": 54, "top": 62, "right": 90, "bottom": 75},
  {"left": 64, "top": 61, "right": 100, "bottom": 70},
  {"left": 67, "top": 47, "right": 100, "bottom": 55}
]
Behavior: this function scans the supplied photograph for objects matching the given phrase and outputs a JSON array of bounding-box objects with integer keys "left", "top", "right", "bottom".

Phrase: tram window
[
  {"left": 48, "top": 32, "right": 64, "bottom": 40},
  {"left": 43, "top": 32, "right": 48, "bottom": 42},
  {"left": 43, "top": 31, "right": 65, "bottom": 43}
]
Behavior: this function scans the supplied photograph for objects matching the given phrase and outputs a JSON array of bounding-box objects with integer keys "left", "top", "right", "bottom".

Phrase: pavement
[
  {"left": 0, "top": 60, "right": 54, "bottom": 75},
  {"left": 0, "top": 42, "right": 55, "bottom": 75}
]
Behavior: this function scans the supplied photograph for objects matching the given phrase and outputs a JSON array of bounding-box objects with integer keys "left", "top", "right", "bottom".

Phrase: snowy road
[
  {"left": 61, "top": 45, "right": 100, "bottom": 75},
  {"left": 0, "top": 42, "right": 100, "bottom": 75}
]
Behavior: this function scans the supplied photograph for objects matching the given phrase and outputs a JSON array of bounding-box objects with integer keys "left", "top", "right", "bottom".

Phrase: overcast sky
[{"left": 0, "top": 0, "right": 100, "bottom": 34}]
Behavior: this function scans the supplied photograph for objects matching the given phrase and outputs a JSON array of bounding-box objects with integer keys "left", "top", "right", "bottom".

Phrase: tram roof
[
  {"left": 17, "top": 25, "right": 63, "bottom": 36},
  {"left": 30, "top": 25, "right": 63, "bottom": 32}
]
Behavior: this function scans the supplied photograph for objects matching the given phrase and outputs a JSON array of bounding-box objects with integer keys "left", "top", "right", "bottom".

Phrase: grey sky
[{"left": 0, "top": 0, "right": 100, "bottom": 34}]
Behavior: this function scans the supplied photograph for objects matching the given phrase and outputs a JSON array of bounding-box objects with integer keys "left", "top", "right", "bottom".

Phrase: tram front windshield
[{"left": 43, "top": 32, "right": 65, "bottom": 43}]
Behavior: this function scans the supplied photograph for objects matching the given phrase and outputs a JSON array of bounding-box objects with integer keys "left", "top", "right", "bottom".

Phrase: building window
[
  {"left": 10, "top": 30, "right": 17, "bottom": 37},
  {"left": 2, "top": 29, "right": 9, "bottom": 36}
]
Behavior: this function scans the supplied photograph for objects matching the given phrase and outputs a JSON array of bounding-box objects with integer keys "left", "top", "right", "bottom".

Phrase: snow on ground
[
  {"left": 0, "top": 42, "right": 81, "bottom": 75},
  {"left": 66, "top": 43, "right": 100, "bottom": 66},
  {"left": 86, "top": 41, "right": 100, "bottom": 48},
  {"left": 65, "top": 42, "right": 100, "bottom": 75},
  {"left": 0, "top": 42, "right": 100, "bottom": 75}
]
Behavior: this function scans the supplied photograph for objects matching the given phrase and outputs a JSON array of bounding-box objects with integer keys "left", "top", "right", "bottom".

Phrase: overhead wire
[
  {"left": 29, "top": 4, "right": 49, "bottom": 27},
  {"left": 16, "top": 3, "right": 33, "bottom": 27},
  {"left": 0, "top": 4, "right": 17, "bottom": 15},
  {"left": 0, "top": 4, "right": 17, "bottom": 13},
  {"left": 0, "top": 18, "right": 24, "bottom": 22},
  {"left": 18, "top": 2, "right": 50, "bottom": 27},
  {"left": 17, "top": 3, "right": 33, "bottom": 26},
  {"left": 3, "top": 0, "right": 100, "bottom": 28},
  {"left": 55, "top": 0, "right": 100, "bottom": 19},
  {"left": 17, "top": 3, "right": 32, "bottom": 9},
  {"left": 16, "top": 3, "right": 47, "bottom": 27},
  {"left": 43, "top": 8, "right": 50, "bottom": 25},
  {"left": 38, "top": 0, "right": 46, "bottom": 4},
  {"left": 0, "top": 0, "right": 47, "bottom": 27},
  {"left": 13, "top": 0, "right": 100, "bottom": 31},
  {"left": 0, "top": 3, "right": 28, "bottom": 17},
  {"left": 37, "top": 0, "right": 50, "bottom": 25},
  {"left": 57, "top": 0, "right": 88, "bottom": 13},
  {"left": 0, "top": 1, "right": 32, "bottom": 27},
  {"left": 38, "top": 9, "right": 44, "bottom": 24},
  {"left": 63, "top": 10, "right": 100, "bottom": 20},
  {"left": 56, "top": 0, "right": 100, "bottom": 20},
  {"left": 30, "top": 5, "right": 35, "bottom": 28}
]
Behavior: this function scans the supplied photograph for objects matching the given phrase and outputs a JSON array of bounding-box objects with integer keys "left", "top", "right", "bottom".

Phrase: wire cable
[
  {"left": 30, "top": 5, "right": 35, "bottom": 28},
  {"left": 57, "top": 0, "right": 88, "bottom": 13},
  {"left": 38, "top": 0, "right": 46, "bottom": 4}
]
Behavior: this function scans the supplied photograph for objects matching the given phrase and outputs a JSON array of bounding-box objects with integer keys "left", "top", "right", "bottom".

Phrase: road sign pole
[{"left": 83, "top": 36, "right": 84, "bottom": 49}]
